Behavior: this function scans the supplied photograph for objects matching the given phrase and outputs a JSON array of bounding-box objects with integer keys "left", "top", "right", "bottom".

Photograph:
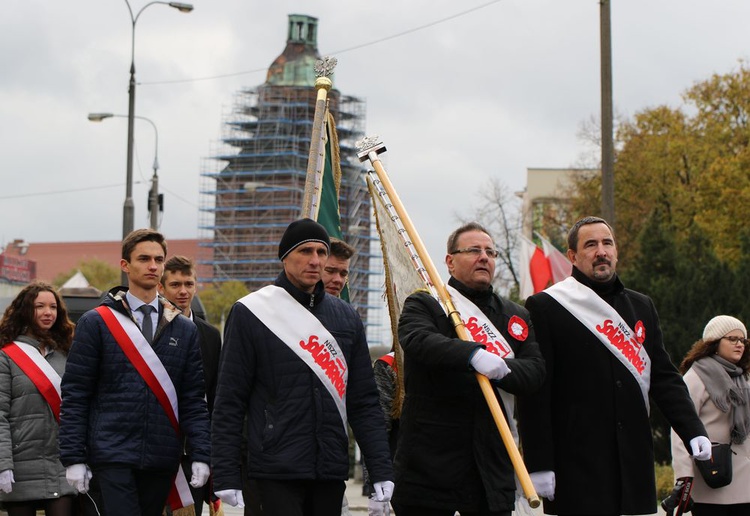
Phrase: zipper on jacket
[{"left": 309, "top": 293, "right": 315, "bottom": 308}]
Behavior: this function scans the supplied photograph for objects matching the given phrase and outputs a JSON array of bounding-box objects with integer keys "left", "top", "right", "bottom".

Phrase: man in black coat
[
  {"left": 393, "top": 222, "right": 545, "bottom": 516},
  {"left": 159, "top": 255, "right": 222, "bottom": 516},
  {"left": 517, "top": 216, "right": 711, "bottom": 515},
  {"left": 211, "top": 219, "right": 394, "bottom": 516}
]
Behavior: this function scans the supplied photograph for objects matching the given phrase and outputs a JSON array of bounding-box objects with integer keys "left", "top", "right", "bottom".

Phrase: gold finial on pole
[{"left": 302, "top": 56, "right": 338, "bottom": 219}]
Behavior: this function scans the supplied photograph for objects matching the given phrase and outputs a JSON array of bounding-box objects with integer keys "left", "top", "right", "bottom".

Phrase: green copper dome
[{"left": 266, "top": 14, "right": 325, "bottom": 87}]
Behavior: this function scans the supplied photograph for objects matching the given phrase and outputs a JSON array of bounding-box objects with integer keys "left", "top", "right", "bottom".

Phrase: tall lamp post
[
  {"left": 122, "top": 0, "right": 192, "bottom": 242},
  {"left": 89, "top": 112, "right": 161, "bottom": 230}
]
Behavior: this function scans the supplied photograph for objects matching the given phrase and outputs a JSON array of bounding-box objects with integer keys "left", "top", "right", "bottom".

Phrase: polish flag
[
  {"left": 536, "top": 233, "right": 572, "bottom": 284},
  {"left": 519, "top": 236, "right": 552, "bottom": 299}
]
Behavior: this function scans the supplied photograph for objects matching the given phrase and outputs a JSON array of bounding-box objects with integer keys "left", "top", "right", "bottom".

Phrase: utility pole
[{"left": 600, "top": 0, "right": 615, "bottom": 226}]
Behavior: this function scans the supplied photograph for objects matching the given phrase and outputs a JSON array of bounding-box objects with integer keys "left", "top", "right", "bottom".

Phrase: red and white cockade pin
[
  {"left": 634, "top": 321, "right": 646, "bottom": 345},
  {"left": 508, "top": 315, "right": 528, "bottom": 341}
]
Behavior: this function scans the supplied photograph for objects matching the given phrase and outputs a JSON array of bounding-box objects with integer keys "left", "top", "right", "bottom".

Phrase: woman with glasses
[{"left": 667, "top": 315, "right": 750, "bottom": 515}]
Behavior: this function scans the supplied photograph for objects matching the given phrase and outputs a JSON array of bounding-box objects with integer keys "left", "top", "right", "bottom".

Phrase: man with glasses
[
  {"left": 517, "top": 216, "right": 710, "bottom": 516},
  {"left": 392, "top": 222, "right": 545, "bottom": 516}
]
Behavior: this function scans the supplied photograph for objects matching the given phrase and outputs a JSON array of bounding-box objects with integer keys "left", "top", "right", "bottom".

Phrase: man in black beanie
[{"left": 211, "top": 219, "right": 395, "bottom": 516}]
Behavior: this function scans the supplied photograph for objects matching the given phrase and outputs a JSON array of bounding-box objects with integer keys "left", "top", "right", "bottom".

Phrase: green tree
[
  {"left": 199, "top": 281, "right": 249, "bottom": 327},
  {"left": 53, "top": 259, "right": 120, "bottom": 292}
]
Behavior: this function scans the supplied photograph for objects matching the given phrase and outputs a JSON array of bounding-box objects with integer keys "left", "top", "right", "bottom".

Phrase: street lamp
[
  {"left": 89, "top": 112, "right": 161, "bottom": 231},
  {"left": 122, "top": 0, "right": 193, "bottom": 242}
]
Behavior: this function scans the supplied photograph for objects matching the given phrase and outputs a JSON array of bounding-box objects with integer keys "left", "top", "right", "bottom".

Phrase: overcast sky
[{"left": 2, "top": 0, "right": 749, "bottom": 269}]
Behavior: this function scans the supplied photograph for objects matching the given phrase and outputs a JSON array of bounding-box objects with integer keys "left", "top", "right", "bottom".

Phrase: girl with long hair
[{"left": 0, "top": 281, "right": 77, "bottom": 516}]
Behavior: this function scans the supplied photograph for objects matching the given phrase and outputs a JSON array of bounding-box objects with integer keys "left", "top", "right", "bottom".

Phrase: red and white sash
[
  {"left": 239, "top": 286, "right": 349, "bottom": 434},
  {"left": 545, "top": 277, "right": 651, "bottom": 411},
  {"left": 446, "top": 285, "right": 519, "bottom": 441},
  {"left": 95, "top": 306, "right": 193, "bottom": 511},
  {"left": 2, "top": 341, "right": 62, "bottom": 423}
]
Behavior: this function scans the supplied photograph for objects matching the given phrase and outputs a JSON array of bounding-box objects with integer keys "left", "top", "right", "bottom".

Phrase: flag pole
[
  {"left": 302, "top": 56, "right": 337, "bottom": 219},
  {"left": 357, "top": 137, "right": 540, "bottom": 509}
]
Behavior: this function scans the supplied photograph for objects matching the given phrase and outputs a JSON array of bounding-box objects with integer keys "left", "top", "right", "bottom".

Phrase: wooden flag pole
[
  {"left": 302, "top": 56, "right": 337, "bottom": 219},
  {"left": 357, "top": 137, "right": 540, "bottom": 509}
]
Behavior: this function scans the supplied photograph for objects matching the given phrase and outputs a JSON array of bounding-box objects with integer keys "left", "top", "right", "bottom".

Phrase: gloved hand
[
  {"left": 65, "top": 463, "right": 92, "bottom": 494},
  {"left": 0, "top": 469, "right": 14, "bottom": 493},
  {"left": 690, "top": 436, "right": 712, "bottom": 461},
  {"left": 661, "top": 477, "right": 693, "bottom": 516},
  {"left": 368, "top": 498, "right": 390, "bottom": 516},
  {"left": 215, "top": 489, "right": 245, "bottom": 508},
  {"left": 530, "top": 470, "right": 555, "bottom": 501},
  {"left": 372, "top": 480, "right": 394, "bottom": 502},
  {"left": 190, "top": 461, "right": 210, "bottom": 488},
  {"left": 470, "top": 349, "right": 511, "bottom": 380}
]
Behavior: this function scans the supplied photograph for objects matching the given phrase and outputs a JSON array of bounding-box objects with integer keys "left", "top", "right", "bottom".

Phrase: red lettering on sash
[
  {"left": 596, "top": 319, "right": 645, "bottom": 374},
  {"left": 300, "top": 335, "right": 346, "bottom": 398},
  {"left": 465, "top": 317, "right": 511, "bottom": 358}
]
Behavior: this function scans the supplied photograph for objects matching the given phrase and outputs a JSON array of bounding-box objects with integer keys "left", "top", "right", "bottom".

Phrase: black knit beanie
[{"left": 278, "top": 218, "right": 331, "bottom": 260}]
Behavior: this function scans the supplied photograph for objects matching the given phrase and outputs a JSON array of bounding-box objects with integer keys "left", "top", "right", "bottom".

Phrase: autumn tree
[
  {"left": 199, "top": 280, "right": 249, "bottom": 327},
  {"left": 54, "top": 259, "right": 120, "bottom": 292}
]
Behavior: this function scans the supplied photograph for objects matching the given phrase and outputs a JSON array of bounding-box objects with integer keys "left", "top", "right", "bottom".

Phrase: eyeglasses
[
  {"left": 451, "top": 247, "right": 500, "bottom": 259},
  {"left": 723, "top": 335, "right": 749, "bottom": 346}
]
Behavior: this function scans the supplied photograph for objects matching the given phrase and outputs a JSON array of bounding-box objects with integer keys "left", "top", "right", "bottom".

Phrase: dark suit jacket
[{"left": 194, "top": 315, "right": 222, "bottom": 415}]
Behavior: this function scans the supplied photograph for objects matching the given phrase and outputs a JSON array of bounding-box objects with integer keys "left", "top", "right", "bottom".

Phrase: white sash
[
  {"left": 239, "top": 286, "right": 349, "bottom": 434},
  {"left": 12, "top": 341, "right": 62, "bottom": 396},
  {"left": 545, "top": 277, "right": 651, "bottom": 411},
  {"left": 446, "top": 285, "right": 519, "bottom": 442},
  {"left": 97, "top": 307, "right": 193, "bottom": 509}
]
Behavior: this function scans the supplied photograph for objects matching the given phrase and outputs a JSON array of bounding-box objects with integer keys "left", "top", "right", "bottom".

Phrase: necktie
[{"left": 138, "top": 305, "right": 154, "bottom": 344}]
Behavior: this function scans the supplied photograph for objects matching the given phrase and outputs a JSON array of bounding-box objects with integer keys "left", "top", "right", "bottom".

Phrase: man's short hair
[
  {"left": 329, "top": 238, "right": 356, "bottom": 260},
  {"left": 446, "top": 222, "right": 493, "bottom": 254},
  {"left": 162, "top": 255, "right": 195, "bottom": 285},
  {"left": 122, "top": 228, "right": 167, "bottom": 261},
  {"left": 567, "top": 216, "right": 615, "bottom": 251}
]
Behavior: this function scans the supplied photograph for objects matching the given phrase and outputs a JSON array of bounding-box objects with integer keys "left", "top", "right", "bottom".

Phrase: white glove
[
  {"left": 530, "top": 470, "right": 555, "bottom": 501},
  {"left": 368, "top": 498, "right": 390, "bottom": 516},
  {"left": 190, "top": 461, "right": 210, "bottom": 488},
  {"left": 0, "top": 469, "right": 14, "bottom": 493},
  {"left": 470, "top": 349, "right": 511, "bottom": 380},
  {"left": 65, "top": 464, "right": 92, "bottom": 494},
  {"left": 372, "top": 480, "right": 395, "bottom": 502},
  {"left": 690, "top": 436, "right": 712, "bottom": 461},
  {"left": 215, "top": 489, "right": 245, "bottom": 508}
]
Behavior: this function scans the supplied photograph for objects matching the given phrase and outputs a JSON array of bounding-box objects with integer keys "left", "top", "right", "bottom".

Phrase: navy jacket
[
  {"left": 211, "top": 272, "right": 393, "bottom": 491},
  {"left": 59, "top": 288, "right": 211, "bottom": 471}
]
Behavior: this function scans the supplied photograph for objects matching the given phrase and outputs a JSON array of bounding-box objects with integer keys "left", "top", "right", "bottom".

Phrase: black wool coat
[
  {"left": 517, "top": 268, "right": 707, "bottom": 515},
  {"left": 393, "top": 277, "right": 545, "bottom": 513}
]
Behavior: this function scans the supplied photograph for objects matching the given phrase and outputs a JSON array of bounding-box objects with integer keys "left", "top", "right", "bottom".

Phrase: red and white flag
[
  {"left": 519, "top": 235, "right": 552, "bottom": 299},
  {"left": 536, "top": 232, "right": 572, "bottom": 284}
]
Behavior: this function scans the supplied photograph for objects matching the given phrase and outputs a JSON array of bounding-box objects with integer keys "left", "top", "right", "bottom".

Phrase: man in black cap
[{"left": 211, "top": 219, "right": 394, "bottom": 516}]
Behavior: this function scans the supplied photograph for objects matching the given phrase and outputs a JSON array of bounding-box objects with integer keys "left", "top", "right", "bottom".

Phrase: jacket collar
[
  {"left": 275, "top": 272, "right": 326, "bottom": 309},
  {"left": 448, "top": 276, "right": 495, "bottom": 307},
  {"left": 104, "top": 286, "right": 182, "bottom": 325},
  {"left": 571, "top": 266, "right": 624, "bottom": 298}
]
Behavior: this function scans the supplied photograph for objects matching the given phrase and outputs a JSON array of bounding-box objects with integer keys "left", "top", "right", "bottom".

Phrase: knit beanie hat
[
  {"left": 278, "top": 218, "right": 330, "bottom": 260},
  {"left": 702, "top": 315, "right": 747, "bottom": 342}
]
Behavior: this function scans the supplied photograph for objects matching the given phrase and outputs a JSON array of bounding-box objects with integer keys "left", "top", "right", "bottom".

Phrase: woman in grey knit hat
[{"left": 666, "top": 315, "right": 750, "bottom": 516}]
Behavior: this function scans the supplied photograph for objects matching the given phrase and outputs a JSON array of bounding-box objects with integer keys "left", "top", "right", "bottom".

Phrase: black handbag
[{"left": 694, "top": 442, "right": 734, "bottom": 488}]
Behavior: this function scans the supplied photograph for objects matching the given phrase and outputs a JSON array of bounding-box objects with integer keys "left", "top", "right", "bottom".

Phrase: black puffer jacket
[
  {"left": 393, "top": 278, "right": 545, "bottom": 513},
  {"left": 59, "top": 288, "right": 211, "bottom": 470},
  {"left": 212, "top": 272, "right": 393, "bottom": 491}
]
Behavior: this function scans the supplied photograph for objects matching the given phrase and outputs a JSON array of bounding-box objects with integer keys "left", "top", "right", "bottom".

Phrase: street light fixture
[
  {"left": 88, "top": 112, "right": 161, "bottom": 231},
  {"left": 121, "top": 0, "right": 192, "bottom": 244}
]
